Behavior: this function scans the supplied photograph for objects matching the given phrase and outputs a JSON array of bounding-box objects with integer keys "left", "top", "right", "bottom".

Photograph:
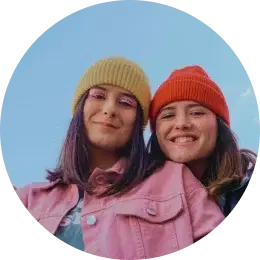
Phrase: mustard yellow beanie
[{"left": 72, "top": 57, "right": 151, "bottom": 127}]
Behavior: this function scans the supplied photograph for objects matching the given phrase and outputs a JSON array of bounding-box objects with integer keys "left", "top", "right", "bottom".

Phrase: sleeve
[
  {"left": 187, "top": 187, "right": 225, "bottom": 241},
  {"left": 16, "top": 185, "right": 31, "bottom": 209},
  {"left": 183, "top": 166, "right": 225, "bottom": 241}
]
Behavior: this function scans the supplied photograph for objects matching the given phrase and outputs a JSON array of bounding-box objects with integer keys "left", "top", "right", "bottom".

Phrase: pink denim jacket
[{"left": 17, "top": 160, "right": 224, "bottom": 259}]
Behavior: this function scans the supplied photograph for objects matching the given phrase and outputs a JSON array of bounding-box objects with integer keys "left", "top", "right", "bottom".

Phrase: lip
[
  {"left": 169, "top": 139, "right": 198, "bottom": 147},
  {"left": 95, "top": 122, "right": 119, "bottom": 129},
  {"left": 169, "top": 134, "right": 199, "bottom": 145},
  {"left": 169, "top": 134, "right": 198, "bottom": 140}
]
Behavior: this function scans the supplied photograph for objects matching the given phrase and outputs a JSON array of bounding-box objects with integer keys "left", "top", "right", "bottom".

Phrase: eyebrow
[
  {"left": 92, "top": 86, "right": 137, "bottom": 100},
  {"left": 159, "top": 104, "right": 204, "bottom": 113}
]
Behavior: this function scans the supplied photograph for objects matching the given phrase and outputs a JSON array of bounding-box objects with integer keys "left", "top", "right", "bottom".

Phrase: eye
[
  {"left": 118, "top": 97, "right": 137, "bottom": 108},
  {"left": 190, "top": 111, "right": 205, "bottom": 116},
  {"left": 89, "top": 90, "right": 106, "bottom": 100},
  {"left": 119, "top": 101, "right": 132, "bottom": 107},
  {"left": 160, "top": 113, "right": 175, "bottom": 119},
  {"left": 93, "top": 93, "right": 105, "bottom": 99}
]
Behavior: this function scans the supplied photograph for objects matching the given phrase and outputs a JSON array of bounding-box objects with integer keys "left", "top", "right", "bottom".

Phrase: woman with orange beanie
[{"left": 148, "top": 65, "right": 256, "bottom": 217}]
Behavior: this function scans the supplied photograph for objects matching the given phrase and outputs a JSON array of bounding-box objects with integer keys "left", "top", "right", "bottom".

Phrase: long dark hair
[
  {"left": 147, "top": 117, "right": 257, "bottom": 199},
  {"left": 47, "top": 91, "right": 155, "bottom": 196}
]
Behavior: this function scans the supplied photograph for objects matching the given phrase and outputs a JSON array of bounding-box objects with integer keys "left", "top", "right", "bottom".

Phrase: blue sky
[{"left": 1, "top": 1, "right": 259, "bottom": 187}]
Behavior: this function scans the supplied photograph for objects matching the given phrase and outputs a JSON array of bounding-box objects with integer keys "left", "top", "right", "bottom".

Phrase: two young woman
[{"left": 16, "top": 57, "right": 253, "bottom": 258}]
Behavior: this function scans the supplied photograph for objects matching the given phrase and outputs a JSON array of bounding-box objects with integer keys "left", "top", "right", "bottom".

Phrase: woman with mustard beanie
[
  {"left": 16, "top": 58, "right": 224, "bottom": 259},
  {"left": 16, "top": 56, "right": 148, "bottom": 249},
  {"left": 148, "top": 65, "right": 256, "bottom": 217}
]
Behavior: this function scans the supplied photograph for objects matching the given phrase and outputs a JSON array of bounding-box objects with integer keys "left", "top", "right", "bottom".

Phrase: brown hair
[
  {"left": 147, "top": 117, "right": 257, "bottom": 199},
  {"left": 204, "top": 118, "right": 256, "bottom": 198}
]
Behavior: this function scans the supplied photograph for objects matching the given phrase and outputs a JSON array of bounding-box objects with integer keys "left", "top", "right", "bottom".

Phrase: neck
[
  {"left": 186, "top": 159, "right": 208, "bottom": 181},
  {"left": 89, "top": 147, "right": 120, "bottom": 172}
]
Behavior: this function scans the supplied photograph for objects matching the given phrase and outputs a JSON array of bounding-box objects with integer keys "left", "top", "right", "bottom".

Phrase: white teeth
[{"left": 173, "top": 137, "right": 195, "bottom": 143}]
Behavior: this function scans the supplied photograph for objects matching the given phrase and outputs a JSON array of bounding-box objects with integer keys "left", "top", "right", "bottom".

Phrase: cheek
[
  {"left": 156, "top": 134, "right": 173, "bottom": 161},
  {"left": 83, "top": 101, "right": 98, "bottom": 122},
  {"left": 121, "top": 110, "right": 136, "bottom": 130},
  {"left": 199, "top": 118, "right": 218, "bottom": 149},
  {"left": 206, "top": 119, "right": 217, "bottom": 138},
  {"left": 83, "top": 106, "right": 90, "bottom": 127},
  {"left": 155, "top": 120, "right": 171, "bottom": 139},
  {"left": 155, "top": 123, "right": 171, "bottom": 152}
]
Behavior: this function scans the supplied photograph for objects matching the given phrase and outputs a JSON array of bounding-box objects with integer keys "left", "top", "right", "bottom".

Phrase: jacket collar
[
  {"left": 33, "top": 157, "right": 128, "bottom": 190},
  {"left": 94, "top": 157, "right": 127, "bottom": 174}
]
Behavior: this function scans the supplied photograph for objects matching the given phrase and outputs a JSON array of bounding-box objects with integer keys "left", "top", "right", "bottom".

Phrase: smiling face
[
  {"left": 83, "top": 84, "right": 138, "bottom": 152},
  {"left": 155, "top": 100, "right": 218, "bottom": 163}
]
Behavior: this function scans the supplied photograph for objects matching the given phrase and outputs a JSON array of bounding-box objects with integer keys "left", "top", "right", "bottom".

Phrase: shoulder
[
  {"left": 16, "top": 180, "right": 62, "bottom": 207},
  {"left": 218, "top": 170, "right": 253, "bottom": 216},
  {"left": 230, "top": 170, "right": 252, "bottom": 199},
  {"left": 16, "top": 181, "right": 58, "bottom": 194},
  {"left": 143, "top": 160, "right": 204, "bottom": 195},
  {"left": 163, "top": 161, "right": 204, "bottom": 188}
]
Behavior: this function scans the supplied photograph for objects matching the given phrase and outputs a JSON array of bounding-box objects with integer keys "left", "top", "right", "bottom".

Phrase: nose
[
  {"left": 102, "top": 99, "right": 117, "bottom": 118},
  {"left": 174, "top": 114, "right": 192, "bottom": 130}
]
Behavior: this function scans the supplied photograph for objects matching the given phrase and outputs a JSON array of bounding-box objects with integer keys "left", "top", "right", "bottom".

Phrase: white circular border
[{"left": 0, "top": 0, "right": 260, "bottom": 259}]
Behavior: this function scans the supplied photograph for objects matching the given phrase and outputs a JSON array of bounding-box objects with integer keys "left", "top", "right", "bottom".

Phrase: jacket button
[
  {"left": 86, "top": 215, "right": 97, "bottom": 225},
  {"left": 95, "top": 175, "right": 106, "bottom": 185},
  {"left": 146, "top": 207, "right": 157, "bottom": 216}
]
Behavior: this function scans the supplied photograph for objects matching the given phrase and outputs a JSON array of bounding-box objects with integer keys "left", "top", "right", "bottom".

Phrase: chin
[
  {"left": 167, "top": 153, "right": 196, "bottom": 164},
  {"left": 97, "top": 141, "right": 125, "bottom": 151},
  {"left": 96, "top": 142, "right": 117, "bottom": 150},
  {"left": 171, "top": 158, "right": 189, "bottom": 164}
]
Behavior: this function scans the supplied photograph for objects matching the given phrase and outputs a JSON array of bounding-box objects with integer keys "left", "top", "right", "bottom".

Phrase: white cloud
[{"left": 240, "top": 88, "right": 252, "bottom": 97}]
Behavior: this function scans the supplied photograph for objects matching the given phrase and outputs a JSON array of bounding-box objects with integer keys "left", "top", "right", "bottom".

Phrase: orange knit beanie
[{"left": 150, "top": 65, "right": 230, "bottom": 132}]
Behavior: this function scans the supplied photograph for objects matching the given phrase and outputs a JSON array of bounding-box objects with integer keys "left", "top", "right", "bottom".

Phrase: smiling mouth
[
  {"left": 171, "top": 136, "right": 198, "bottom": 143},
  {"left": 96, "top": 122, "right": 118, "bottom": 129}
]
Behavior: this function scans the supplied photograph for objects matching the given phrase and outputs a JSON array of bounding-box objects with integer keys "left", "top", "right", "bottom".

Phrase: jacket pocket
[
  {"left": 114, "top": 195, "right": 183, "bottom": 258},
  {"left": 114, "top": 194, "right": 183, "bottom": 223}
]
